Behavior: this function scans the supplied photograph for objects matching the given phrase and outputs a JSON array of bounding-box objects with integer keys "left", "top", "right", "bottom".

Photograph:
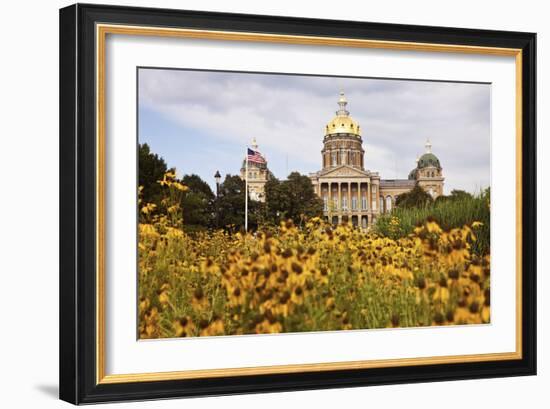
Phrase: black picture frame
[{"left": 59, "top": 3, "right": 536, "bottom": 404}]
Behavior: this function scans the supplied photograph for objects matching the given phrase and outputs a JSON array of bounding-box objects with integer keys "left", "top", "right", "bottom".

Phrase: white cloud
[{"left": 139, "top": 69, "right": 490, "bottom": 193}]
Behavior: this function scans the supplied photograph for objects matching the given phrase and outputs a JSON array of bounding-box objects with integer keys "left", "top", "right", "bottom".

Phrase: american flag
[{"left": 247, "top": 148, "right": 266, "bottom": 164}]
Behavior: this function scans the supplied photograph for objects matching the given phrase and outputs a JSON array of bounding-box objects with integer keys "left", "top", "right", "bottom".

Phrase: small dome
[{"left": 417, "top": 152, "right": 441, "bottom": 169}]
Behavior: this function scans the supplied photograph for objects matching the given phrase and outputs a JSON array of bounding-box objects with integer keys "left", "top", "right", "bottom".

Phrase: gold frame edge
[{"left": 95, "top": 23, "right": 524, "bottom": 385}]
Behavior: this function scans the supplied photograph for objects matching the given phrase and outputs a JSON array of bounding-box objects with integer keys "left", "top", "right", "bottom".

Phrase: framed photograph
[{"left": 59, "top": 3, "right": 536, "bottom": 404}]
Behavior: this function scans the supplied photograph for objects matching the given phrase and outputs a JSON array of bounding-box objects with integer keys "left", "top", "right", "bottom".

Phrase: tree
[
  {"left": 395, "top": 183, "right": 433, "bottom": 209},
  {"left": 435, "top": 189, "right": 474, "bottom": 204},
  {"left": 265, "top": 172, "right": 323, "bottom": 226},
  {"left": 138, "top": 143, "right": 169, "bottom": 209},
  {"left": 216, "top": 175, "right": 261, "bottom": 231},
  {"left": 264, "top": 178, "right": 290, "bottom": 225},
  {"left": 179, "top": 174, "right": 215, "bottom": 229},
  {"left": 449, "top": 189, "right": 473, "bottom": 200}
]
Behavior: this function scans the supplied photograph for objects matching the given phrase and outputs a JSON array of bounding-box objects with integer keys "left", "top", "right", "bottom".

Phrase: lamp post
[
  {"left": 214, "top": 170, "right": 221, "bottom": 229},
  {"left": 214, "top": 170, "right": 221, "bottom": 197}
]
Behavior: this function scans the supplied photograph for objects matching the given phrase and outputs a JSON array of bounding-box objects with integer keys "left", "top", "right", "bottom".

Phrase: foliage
[
  {"left": 138, "top": 172, "right": 491, "bottom": 339},
  {"left": 265, "top": 172, "right": 323, "bottom": 227},
  {"left": 138, "top": 143, "right": 170, "bottom": 211},
  {"left": 395, "top": 183, "right": 433, "bottom": 209},
  {"left": 139, "top": 171, "right": 188, "bottom": 229},
  {"left": 139, "top": 145, "right": 322, "bottom": 232},
  {"left": 376, "top": 189, "right": 490, "bottom": 256},
  {"left": 216, "top": 175, "right": 263, "bottom": 231},
  {"left": 180, "top": 174, "right": 215, "bottom": 230},
  {"left": 139, "top": 144, "right": 218, "bottom": 230},
  {"left": 435, "top": 189, "right": 473, "bottom": 204}
]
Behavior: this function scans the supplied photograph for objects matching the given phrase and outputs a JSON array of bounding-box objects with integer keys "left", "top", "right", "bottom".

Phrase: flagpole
[{"left": 245, "top": 145, "right": 248, "bottom": 232}]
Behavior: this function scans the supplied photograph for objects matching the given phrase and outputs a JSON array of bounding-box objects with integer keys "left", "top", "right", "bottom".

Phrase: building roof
[{"left": 380, "top": 179, "right": 415, "bottom": 188}]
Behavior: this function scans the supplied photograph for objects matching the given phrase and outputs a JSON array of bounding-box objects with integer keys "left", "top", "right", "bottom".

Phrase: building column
[
  {"left": 338, "top": 182, "right": 342, "bottom": 216},
  {"left": 361, "top": 181, "right": 366, "bottom": 211},
  {"left": 358, "top": 182, "right": 362, "bottom": 211},
  {"left": 367, "top": 181, "right": 371, "bottom": 211},
  {"left": 347, "top": 182, "right": 352, "bottom": 215},
  {"left": 365, "top": 181, "right": 369, "bottom": 210},
  {"left": 327, "top": 182, "right": 334, "bottom": 214}
]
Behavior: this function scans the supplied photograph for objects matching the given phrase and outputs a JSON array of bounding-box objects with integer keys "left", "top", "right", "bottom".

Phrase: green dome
[{"left": 417, "top": 153, "right": 441, "bottom": 169}]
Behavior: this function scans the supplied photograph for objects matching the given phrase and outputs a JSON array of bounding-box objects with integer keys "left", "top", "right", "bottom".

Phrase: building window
[
  {"left": 342, "top": 196, "right": 348, "bottom": 210},
  {"left": 379, "top": 197, "right": 384, "bottom": 213},
  {"left": 323, "top": 196, "right": 328, "bottom": 211},
  {"left": 386, "top": 196, "right": 392, "bottom": 212},
  {"left": 361, "top": 196, "right": 367, "bottom": 210},
  {"left": 331, "top": 152, "right": 337, "bottom": 166},
  {"left": 333, "top": 197, "right": 338, "bottom": 210},
  {"left": 351, "top": 196, "right": 357, "bottom": 210}
]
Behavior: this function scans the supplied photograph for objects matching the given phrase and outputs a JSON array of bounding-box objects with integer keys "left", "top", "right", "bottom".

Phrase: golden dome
[
  {"left": 325, "top": 92, "right": 361, "bottom": 137},
  {"left": 325, "top": 115, "right": 361, "bottom": 136}
]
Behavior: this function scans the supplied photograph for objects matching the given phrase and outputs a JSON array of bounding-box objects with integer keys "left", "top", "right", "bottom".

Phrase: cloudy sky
[{"left": 138, "top": 68, "right": 490, "bottom": 194}]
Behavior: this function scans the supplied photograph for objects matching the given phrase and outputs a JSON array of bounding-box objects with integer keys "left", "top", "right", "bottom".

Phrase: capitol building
[{"left": 241, "top": 92, "right": 444, "bottom": 228}]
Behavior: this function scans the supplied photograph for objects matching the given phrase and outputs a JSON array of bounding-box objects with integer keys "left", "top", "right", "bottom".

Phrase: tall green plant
[{"left": 375, "top": 189, "right": 490, "bottom": 255}]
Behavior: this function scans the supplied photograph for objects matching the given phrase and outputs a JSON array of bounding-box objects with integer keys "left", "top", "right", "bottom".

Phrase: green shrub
[{"left": 375, "top": 189, "right": 490, "bottom": 255}]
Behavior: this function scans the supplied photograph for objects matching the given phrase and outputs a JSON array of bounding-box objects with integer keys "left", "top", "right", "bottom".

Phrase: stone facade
[{"left": 309, "top": 92, "right": 444, "bottom": 227}]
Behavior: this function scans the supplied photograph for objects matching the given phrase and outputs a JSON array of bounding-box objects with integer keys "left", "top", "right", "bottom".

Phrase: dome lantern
[
  {"left": 325, "top": 91, "right": 361, "bottom": 137},
  {"left": 425, "top": 138, "right": 432, "bottom": 154},
  {"left": 336, "top": 91, "right": 349, "bottom": 116}
]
